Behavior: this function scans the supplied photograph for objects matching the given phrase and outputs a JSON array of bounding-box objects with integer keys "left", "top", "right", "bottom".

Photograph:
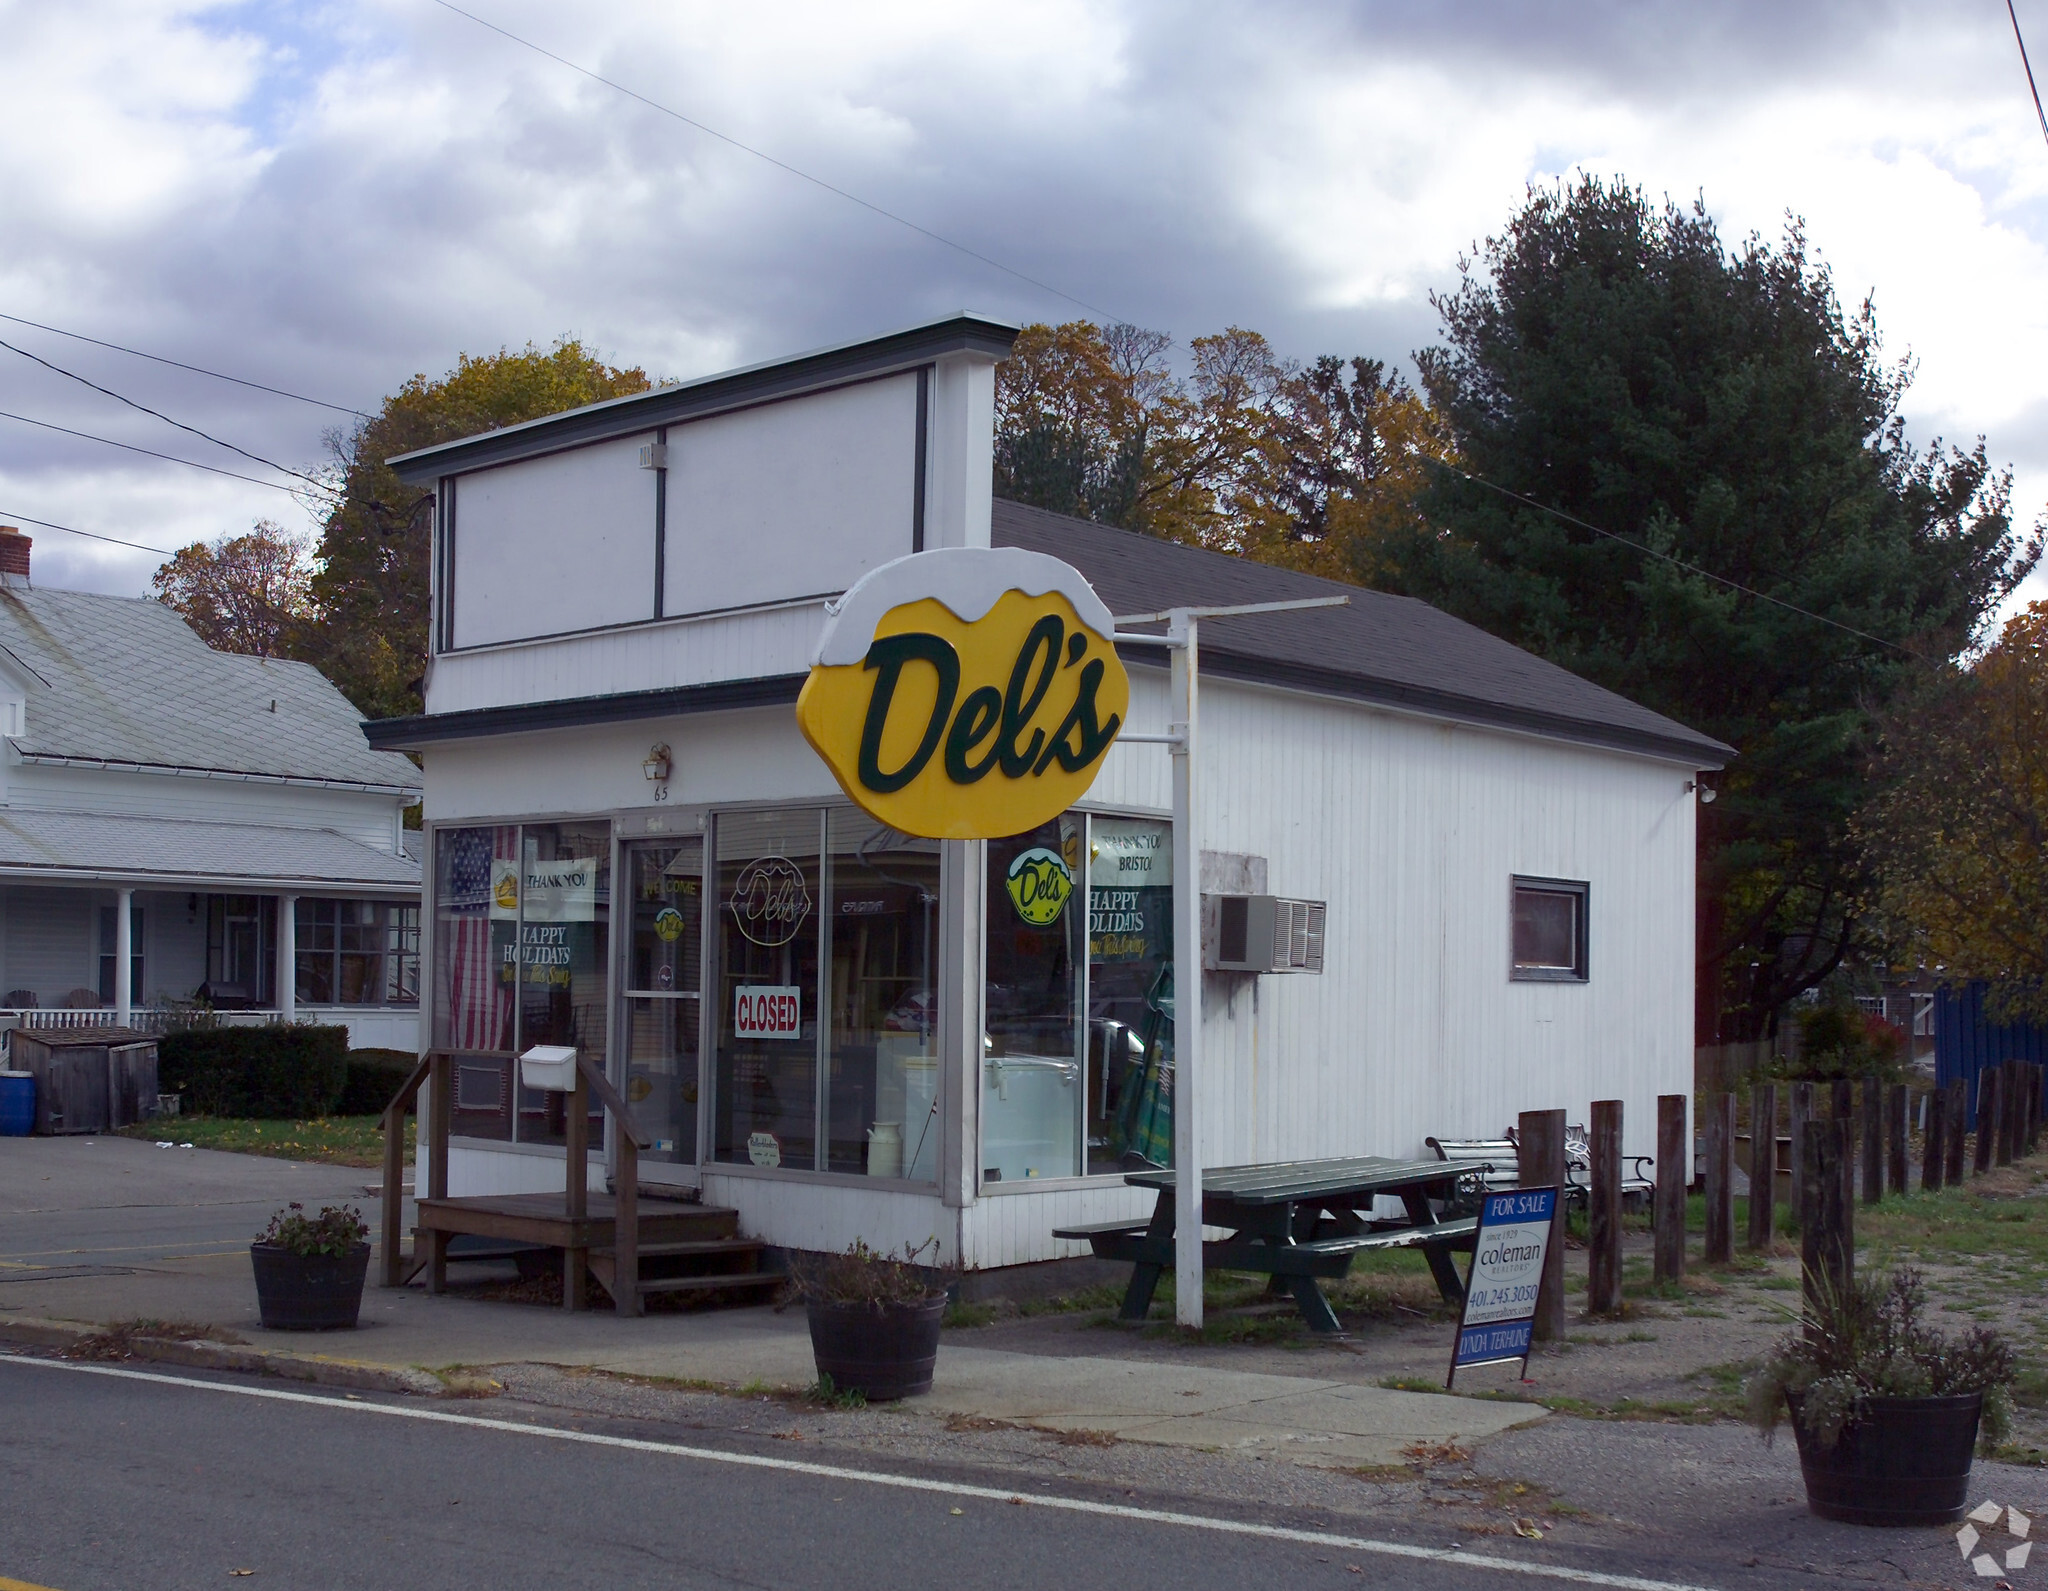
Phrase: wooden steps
[{"left": 412, "top": 1193, "right": 777, "bottom": 1315}]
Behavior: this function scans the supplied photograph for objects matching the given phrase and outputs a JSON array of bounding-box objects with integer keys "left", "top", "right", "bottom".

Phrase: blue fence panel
[{"left": 1934, "top": 982, "right": 2048, "bottom": 1130}]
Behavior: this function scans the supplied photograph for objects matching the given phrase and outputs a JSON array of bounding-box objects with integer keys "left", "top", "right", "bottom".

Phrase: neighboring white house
[
  {"left": 371, "top": 315, "right": 1730, "bottom": 1274},
  {"left": 0, "top": 526, "right": 424, "bottom": 1053}
]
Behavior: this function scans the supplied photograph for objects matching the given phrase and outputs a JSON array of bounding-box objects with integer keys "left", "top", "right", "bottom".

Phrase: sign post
[{"left": 1446, "top": 1186, "right": 1559, "bottom": 1388}]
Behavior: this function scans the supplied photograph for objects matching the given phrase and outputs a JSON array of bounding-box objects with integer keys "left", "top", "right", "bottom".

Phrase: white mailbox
[{"left": 519, "top": 1044, "right": 579, "bottom": 1092}]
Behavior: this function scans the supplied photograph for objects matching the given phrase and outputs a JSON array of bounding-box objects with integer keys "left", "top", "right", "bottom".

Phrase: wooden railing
[{"left": 378, "top": 1051, "right": 653, "bottom": 1314}]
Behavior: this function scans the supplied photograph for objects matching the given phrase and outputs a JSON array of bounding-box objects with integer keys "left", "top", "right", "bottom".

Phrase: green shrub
[
  {"left": 338, "top": 1048, "right": 418, "bottom": 1116},
  {"left": 158, "top": 1026, "right": 349, "bottom": 1118}
]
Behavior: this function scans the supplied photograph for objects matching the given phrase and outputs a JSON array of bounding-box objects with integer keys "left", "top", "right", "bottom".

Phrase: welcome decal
[{"left": 797, "top": 549, "right": 1131, "bottom": 840}]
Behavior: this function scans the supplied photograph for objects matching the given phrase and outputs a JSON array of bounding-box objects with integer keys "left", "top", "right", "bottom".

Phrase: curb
[{"left": 0, "top": 1314, "right": 444, "bottom": 1398}]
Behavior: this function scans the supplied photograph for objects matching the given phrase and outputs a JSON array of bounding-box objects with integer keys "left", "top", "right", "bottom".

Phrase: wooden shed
[{"left": 14, "top": 1026, "right": 159, "bottom": 1134}]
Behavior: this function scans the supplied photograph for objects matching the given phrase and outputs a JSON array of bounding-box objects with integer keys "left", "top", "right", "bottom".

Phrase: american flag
[{"left": 442, "top": 826, "right": 516, "bottom": 1051}]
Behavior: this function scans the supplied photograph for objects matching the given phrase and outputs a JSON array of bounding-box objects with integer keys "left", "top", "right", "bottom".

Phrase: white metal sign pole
[{"left": 1169, "top": 609, "right": 1203, "bottom": 1329}]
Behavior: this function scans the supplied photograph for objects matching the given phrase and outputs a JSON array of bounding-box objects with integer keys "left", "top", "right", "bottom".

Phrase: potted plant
[
  {"left": 789, "top": 1240, "right": 948, "bottom": 1401},
  {"left": 1748, "top": 1268, "right": 2014, "bottom": 1526},
  {"left": 251, "top": 1203, "right": 371, "bottom": 1330}
]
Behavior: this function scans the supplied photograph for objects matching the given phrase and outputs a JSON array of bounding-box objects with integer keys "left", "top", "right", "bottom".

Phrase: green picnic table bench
[{"left": 1053, "top": 1155, "right": 1482, "bottom": 1335}]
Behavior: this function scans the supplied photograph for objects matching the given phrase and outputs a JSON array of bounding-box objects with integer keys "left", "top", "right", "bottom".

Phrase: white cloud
[{"left": 3, "top": 0, "right": 2048, "bottom": 615}]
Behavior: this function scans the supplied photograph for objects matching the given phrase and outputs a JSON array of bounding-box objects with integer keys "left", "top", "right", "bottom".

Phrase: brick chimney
[{"left": 0, "top": 526, "right": 29, "bottom": 589}]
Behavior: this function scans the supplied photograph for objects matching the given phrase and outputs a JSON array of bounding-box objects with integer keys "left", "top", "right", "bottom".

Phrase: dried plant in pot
[
  {"left": 250, "top": 1203, "right": 371, "bottom": 1331},
  {"left": 788, "top": 1240, "right": 950, "bottom": 1402},
  {"left": 1747, "top": 1268, "right": 2015, "bottom": 1527}
]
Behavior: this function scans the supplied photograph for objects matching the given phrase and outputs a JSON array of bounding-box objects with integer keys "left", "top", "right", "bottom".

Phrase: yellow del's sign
[{"left": 797, "top": 548, "right": 1130, "bottom": 840}]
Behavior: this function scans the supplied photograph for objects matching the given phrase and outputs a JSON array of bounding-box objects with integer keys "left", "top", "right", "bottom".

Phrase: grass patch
[
  {"left": 804, "top": 1375, "right": 867, "bottom": 1410},
  {"left": 943, "top": 1301, "right": 1005, "bottom": 1329},
  {"left": 114, "top": 1112, "right": 411, "bottom": 1168},
  {"left": 1017, "top": 1283, "right": 1126, "bottom": 1317}
]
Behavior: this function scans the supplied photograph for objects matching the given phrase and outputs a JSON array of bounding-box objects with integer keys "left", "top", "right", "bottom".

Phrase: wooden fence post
[
  {"left": 2031, "top": 1063, "right": 2043, "bottom": 1155},
  {"left": 1520, "top": 1108, "right": 1568, "bottom": 1341},
  {"left": 1831, "top": 1079, "right": 1855, "bottom": 1216},
  {"left": 1655, "top": 1094, "right": 1686, "bottom": 1287},
  {"left": 1921, "top": 1085, "right": 1946, "bottom": 1195},
  {"left": 1788, "top": 1082, "right": 1813, "bottom": 1227},
  {"left": 2004, "top": 1060, "right": 2025, "bottom": 1166},
  {"left": 1886, "top": 1084, "right": 1909, "bottom": 1197},
  {"left": 1589, "top": 1100, "right": 1623, "bottom": 1316},
  {"left": 1747, "top": 1083, "right": 1777, "bottom": 1250},
  {"left": 1703, "top": 1093, "right": 1735, "bottom": 1265},
  {"left": 1976, "top": 1066, "right": 2002, "bottom": 1176},
  {"left": 1946, "top": 1077, "right": 1968, "bottom": 1184},
  {"left": 1860, "top": 1077, "right": 1883, "bottom": 1204},
  {"left": 1800, "top": 1115, "right": 1853, "bottom": 1317}
]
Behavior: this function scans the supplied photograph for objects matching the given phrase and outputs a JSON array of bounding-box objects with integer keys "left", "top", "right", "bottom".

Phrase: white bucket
[{"left": 866, "top": 1121, "right": 903, "bottom": 1179}]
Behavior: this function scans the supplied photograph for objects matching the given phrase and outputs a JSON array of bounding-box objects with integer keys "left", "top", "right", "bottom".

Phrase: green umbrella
[{"left": 1115, "top": 962, "right": 1175, "bottom": 1168}]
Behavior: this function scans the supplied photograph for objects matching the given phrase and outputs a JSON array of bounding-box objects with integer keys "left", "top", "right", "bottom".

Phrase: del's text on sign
[{"left": 798, "top": 549, "right": 1130, "bottom": 840}]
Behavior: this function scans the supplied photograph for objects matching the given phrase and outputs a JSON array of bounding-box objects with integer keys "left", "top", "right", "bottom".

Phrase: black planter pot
[
  {"left": 806, "top": 1296, "right": 946, "bottom": 1401},
  {"left": 250, "top": 1242, "right": 370, "bottom": 1331},
  {"left": 1786, "top": 1390, "right": 1982, "bottom": 1526}
]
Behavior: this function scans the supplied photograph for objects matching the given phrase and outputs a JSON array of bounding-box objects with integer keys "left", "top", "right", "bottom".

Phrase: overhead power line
[
  {"left": 0, "top": 338, "right": 332, "bottom": 494},
  {"left": 0, "top": 311, "right": 372, "bottom": 418},
  {"left": 1441, "top": 463, "right": 1920, "bottom": 657},
  {"left": 429, "top": 0, "right": 1120, "bottom": 324},
  {"left": 2010, "top": 1, "right": 2048, "bottom": 152},
  {"left": 0, "top": 409, "right": 305, "bottom": 494},
  {"left": 0, "top": 508, "right": 174, "bottom": 557}
]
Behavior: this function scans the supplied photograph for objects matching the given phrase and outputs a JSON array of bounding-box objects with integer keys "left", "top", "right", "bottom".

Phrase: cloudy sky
[{"left": 4, "top": 0, "right": 2048, "bottom": 613}]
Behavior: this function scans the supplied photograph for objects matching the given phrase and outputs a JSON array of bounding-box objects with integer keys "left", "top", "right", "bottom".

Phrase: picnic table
[{"left": 1053, "top": 1155, "right": 1482, "bottom": 1335}]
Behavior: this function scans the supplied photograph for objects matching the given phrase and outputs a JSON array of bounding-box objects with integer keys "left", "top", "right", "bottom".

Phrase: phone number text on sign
[
  {"left": 1462, "top": 1189, "right": 1557, "bottom": 1327},
  {"left": 734, "top": 985, "right": 802, "bottom": 1039}
]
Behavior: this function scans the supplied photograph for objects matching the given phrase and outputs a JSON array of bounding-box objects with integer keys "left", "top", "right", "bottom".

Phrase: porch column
[
  {"left": 113, "top": 887, "right": 133, "bottom": 1028},
  {"left": 276, "top": 893, "right": 296, "bottom": 1022}
]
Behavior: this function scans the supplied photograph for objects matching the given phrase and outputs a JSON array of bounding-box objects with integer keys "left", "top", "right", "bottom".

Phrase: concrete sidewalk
[{"left": 0, "top": 1136, "right": 1543, "bottom": 1468}]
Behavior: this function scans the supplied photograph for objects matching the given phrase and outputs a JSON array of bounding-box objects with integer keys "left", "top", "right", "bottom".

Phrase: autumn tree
[
  {"left": 1385, "top": 176, "right": 2036, "bottom": 1041},
  {"left": 1863, "top": 605, "right": 2048, "bottom": 1019},
  {"left": 152, "top": 519, "right": 314, "bottom": 657},
  {"left": 992, "top": 322, "right": 1448, "bottom": 575},
  {"left": 309, "top": 339, "right": 651, "bottom": 718}
]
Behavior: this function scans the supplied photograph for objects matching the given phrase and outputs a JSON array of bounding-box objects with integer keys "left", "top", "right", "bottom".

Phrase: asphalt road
[{"left": 0, "top": 1355, "right": 1709, "bottom": 1591}]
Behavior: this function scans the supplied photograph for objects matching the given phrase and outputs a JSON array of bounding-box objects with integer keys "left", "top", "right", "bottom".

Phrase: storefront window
[
  {"left": 1087, "top": 817, "right": 1174, "bottom": 1172},
  {"left": 982, "top": 816, "right": 1087, "bottom": 1181},
  {"left": 433, "top": 826, "right": 518, "bottom": 1140},
  {"left": 623, "top": 839, "right": 704, "bottom": 1165},
  {"left": 826, "top": 810, "right": 940, "bottom": 1180},
  {"left": 514, "top": 823, "right": 610, "bottom": 1148},
  {"left": 711, "top": 809, "right": 821, "bottom": 1171}
]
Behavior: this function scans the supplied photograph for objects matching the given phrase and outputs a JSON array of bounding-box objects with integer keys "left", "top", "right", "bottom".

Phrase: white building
[
  {"left": 0, "top": 527, "right": 423, "bottom": 1052},
  {"left": 374, "top": 316, "right": 1728, "bottom": 1275}
]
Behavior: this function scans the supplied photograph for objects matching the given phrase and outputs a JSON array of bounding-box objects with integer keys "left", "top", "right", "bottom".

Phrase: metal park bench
[{"left": 1426, "top": 1129, "right": 1655, "bottom": 1214}]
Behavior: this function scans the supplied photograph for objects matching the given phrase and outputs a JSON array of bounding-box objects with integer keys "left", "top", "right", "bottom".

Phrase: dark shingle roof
[{"left": 992, "top": 500, "right": 1730, "bottom": 766}]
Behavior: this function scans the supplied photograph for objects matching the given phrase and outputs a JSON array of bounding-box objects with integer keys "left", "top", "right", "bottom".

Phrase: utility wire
[
  {"left": 0, "top": 311, "right": 371, "bottom": 418},
  {"left": 0, "top": 337, "right": 332, "bottom": 493},
  {"left": 2010, "top": 1, "right": 2048, "bottom": 152},
  {"left": 0, "top": 508, "right": 175, "bottom": 557},
  {"left": 1440, "top": 462, "right": 1920, "bottom": 657},
  {"left": 429, "top": 0, "right": 1120, "bottom": 324},
  {"left": 0, "top": 409, "right": 305, "bottom": 495}
]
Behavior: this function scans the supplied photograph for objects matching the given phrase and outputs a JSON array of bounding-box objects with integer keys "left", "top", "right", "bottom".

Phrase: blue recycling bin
[{"left": 0, "top": 1070, "right": 33, "bottom": 1136}]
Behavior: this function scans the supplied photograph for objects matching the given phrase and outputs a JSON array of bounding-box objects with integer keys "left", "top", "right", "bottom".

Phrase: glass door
[{"left": 620, "top": 838, "right": 705, "bottom": 1170}]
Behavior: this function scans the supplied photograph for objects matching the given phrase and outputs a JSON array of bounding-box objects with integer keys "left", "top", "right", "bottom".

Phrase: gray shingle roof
[
  {"left": 0, "top": 808, "right": 419, "bottom": 888},
  {"left": 0, "top": 588, "right": 421, "bottom": 789},
  {"left": 992, "top": 501, "right": 1732, "bottom": 766}
]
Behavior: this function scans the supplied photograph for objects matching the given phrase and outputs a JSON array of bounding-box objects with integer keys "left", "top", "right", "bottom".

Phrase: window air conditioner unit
[{"left": 1207, "top": 894, "right": 1325, "bottom": 974}]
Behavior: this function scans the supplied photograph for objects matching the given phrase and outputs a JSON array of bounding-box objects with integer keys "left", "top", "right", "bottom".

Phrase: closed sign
[
  {"left": 798, "top": 548, "right": 1130, "bottom": 840},
  {"left": 734, "top": 985, "right": 803, "bottom": 1039}
]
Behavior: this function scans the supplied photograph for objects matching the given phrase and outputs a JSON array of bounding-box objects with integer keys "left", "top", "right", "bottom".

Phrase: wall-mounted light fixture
[
  {"left": 643, "top": 743, "right": 672, "bottom": 782},
  {"left": 1686, "top": 779, "right": 1717, "bottom": 804}
]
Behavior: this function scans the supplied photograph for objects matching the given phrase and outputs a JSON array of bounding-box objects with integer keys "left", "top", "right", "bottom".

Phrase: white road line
[{"left": 1, "top": 1353, "right": 1719, "bottom": 1591}]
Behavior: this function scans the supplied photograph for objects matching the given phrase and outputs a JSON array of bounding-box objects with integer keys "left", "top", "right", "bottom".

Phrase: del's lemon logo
[
  {"left": 1005, "top": 847, "right": 1073, "bottom": 926},
  {"left": 797, "top": 549, "right": 1130, "bottom": 840}
]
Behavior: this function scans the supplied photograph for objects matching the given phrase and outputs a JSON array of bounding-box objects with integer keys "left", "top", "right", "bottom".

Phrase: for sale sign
[
  {"left": 734, "top": 985, "right": 803, "bottom": 1039},
  {"left": 1446, "top": 1186, "right": 1557, "bottom": 1387}
]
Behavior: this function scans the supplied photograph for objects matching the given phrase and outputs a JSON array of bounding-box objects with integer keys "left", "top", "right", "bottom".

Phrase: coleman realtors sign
[{"left": 798, "top": 548, "right": 1132, "bottom": 840}]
